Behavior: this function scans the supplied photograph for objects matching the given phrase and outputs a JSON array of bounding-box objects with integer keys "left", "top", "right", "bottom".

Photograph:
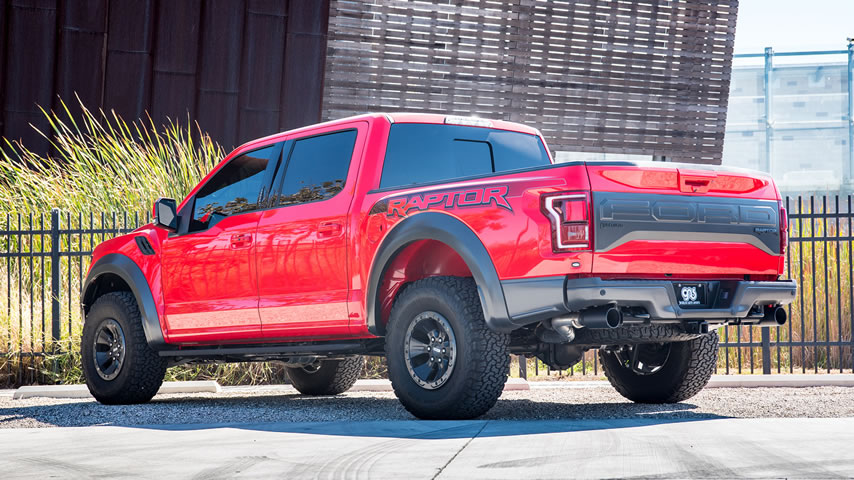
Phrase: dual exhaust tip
[
  {"left": 564, "top": 304, "right": 787, "bottom": 329},
  {"left": 758, "top": 305, "right": 787, "bottom": 326},
  {"left": 580, "top": 305, "right": 623, "bottom": 329},
  {"left": 552, "top": 305, "right": 623, "bottom": 332},
  {"left": 554, "top": 304, "right": 786, "bottom": 333}
]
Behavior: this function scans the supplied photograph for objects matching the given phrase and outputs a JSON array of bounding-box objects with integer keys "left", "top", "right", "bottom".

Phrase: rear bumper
[{"left": 499, "top": 276, "right": 798, "bottom": 329}]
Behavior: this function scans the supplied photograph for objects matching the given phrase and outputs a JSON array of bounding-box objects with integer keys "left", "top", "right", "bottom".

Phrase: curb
[
  {"left": 706, "top": 374, "right": 854, "bottom": 388},
  {"left": 11, "top": 381, "right": 221, "bottom": 400},
  {"left": 9, "top": 378, "right": 528, "bottom": 399},
  {"left": 9, "top": 375, "right": 852, "bottom": 399},
  {"left": 527, "top": 374, "right": 854, "bottom": 389}
]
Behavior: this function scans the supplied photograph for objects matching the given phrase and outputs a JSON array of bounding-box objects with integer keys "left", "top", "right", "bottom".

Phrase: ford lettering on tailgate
[{"left": 594, "top": 192, "right": 780, "bottom": 255}]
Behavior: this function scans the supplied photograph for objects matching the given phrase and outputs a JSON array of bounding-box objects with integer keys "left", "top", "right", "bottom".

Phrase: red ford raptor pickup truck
[{"left": 81, "top": 113, "right": 796, "bottom": 419}]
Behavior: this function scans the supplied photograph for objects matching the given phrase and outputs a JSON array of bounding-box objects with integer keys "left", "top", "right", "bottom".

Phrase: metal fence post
[
  {"left": 847, "top": 39, "right": 853, "bottom": 185},
  {"left": 763, "top": 47, "right": 774, "bottom": 174},
  {"left": 761, "top": 327, "right": 771, "bottom": 375},
  {"left": 50, "top": 208, "right": 60, "bottom": 350},
  {"left": 518, "top": 355, "right": 527, "bottom": 380}
]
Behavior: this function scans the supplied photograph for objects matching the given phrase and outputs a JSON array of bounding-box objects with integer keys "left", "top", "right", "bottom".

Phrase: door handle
[
  {"left": 318, "top": 222, "right": 343, "bottom": 238},
  {"left": 230, "top": 233, "right": 253, "bottom": 248}
]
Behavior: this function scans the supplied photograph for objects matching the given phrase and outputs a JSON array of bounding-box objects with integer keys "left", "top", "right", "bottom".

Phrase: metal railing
[
  {"left": 1, "top": 196, "right": 852, "bottom": 385},
  {"left": 521, "top": 194, "right": 854, "bottom": 378},
  {"left": 0, "top": 210, "right": 143, "bottom": 385}
]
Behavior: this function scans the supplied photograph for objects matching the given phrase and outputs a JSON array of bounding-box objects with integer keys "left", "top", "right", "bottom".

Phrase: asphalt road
[{"left": 1, "top": 417, "right": 852, "bottom": 479}]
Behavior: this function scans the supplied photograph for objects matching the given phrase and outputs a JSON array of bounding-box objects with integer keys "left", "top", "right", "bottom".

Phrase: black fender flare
[
  {"left": 82, "top": 253, "right": 166, "bottom": 350},
  {"left": 366, "top": 211, "right": 513, "bottom": 335}
]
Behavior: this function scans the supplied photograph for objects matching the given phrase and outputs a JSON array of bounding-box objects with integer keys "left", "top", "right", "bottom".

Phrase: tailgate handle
[
  {"left": 684, "top": 179, "right": 710, "bottom": 186},
  {"left": 678, "top": 170, "right": 716, "bottom": 193}
]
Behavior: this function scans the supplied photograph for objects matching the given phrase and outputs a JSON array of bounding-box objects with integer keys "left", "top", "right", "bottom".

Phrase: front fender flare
[
  {"left": 82, "top": 253, "right": 166, "bottom": 350},
  {"left": 366, "top": 212, "right": 513, "bottom": 335}
]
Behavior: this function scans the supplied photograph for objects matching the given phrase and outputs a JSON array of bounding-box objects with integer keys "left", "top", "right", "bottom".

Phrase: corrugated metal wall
[
  {"left": 0, "top": 0, "right": 330, "bottom": 154},
  {"left": 323, "top": 0, "right": 738, "bottom": 164}
]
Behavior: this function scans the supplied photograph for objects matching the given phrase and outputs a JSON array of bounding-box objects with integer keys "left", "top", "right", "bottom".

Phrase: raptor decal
[{"left": 380, "top": 185, "right": 512, "bottom": 217}]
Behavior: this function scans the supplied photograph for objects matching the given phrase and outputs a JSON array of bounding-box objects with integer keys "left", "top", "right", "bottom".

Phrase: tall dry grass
[
  {"left": 0, "top": 97, "right": 222, "bottom": 214},
  {"left": 0, "top": 98, "right": 292, "bottom": 387}
]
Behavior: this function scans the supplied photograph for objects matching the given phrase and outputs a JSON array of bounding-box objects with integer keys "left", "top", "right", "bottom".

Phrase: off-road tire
[
  {"left": 599, "top": 330, "right": 718, "bottom": 403},
  {"left": 81, "top": 292, "right": 167, "bottom": 404},
  {"left": 574, "top": 324, "right": 704, "bottom": 346},
  {"left": 385, "top": 276, "right": 510, "bottom": 420},
  {"left": 286, "top": 356, "right": 364, "bottom": 395}
]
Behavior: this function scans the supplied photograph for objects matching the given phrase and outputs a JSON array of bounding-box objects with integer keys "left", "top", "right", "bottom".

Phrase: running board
[{"left": 157, "top": 341, "right": 373, "bottom": 358}]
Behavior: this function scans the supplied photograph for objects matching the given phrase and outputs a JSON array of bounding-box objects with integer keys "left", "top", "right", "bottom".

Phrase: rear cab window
[
  {"left": 272, "top": 129, "right": 358, "bottom": 207},
  {"left": 380, "top": 124, "right": 551, "bottom": 189}
]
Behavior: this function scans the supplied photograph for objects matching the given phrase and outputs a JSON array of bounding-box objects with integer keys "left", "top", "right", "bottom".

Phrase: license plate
[{"left": 674, "top": 283, "right": 707, "bottom": 307}]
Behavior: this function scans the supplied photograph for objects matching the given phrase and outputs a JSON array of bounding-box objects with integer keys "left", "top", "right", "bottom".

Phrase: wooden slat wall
[
  {"left": 197, "top": 0, "right": 245, "bottom": 149},
  {"left": 0, "top": 0, "right": 8, "bottom": 138},
  {"left": 323, "top": 0, "right": 738, "bottom": 164},
  {"left": 54, "top": 1, "right": 108, "bottom": 121},
  {"left": 103, "top": 0, "right": 156, "bottom": 127},
  {"left": 0, "top": 0, "right": 330, "bottom": 155},
  {"left": 3, "top": 0, "right": 59, "bottom": 154}
]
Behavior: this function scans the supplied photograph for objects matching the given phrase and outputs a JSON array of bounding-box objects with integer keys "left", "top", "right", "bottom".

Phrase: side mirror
[{"left": 153, "top": 197, "right": 179, "bottom": 232}]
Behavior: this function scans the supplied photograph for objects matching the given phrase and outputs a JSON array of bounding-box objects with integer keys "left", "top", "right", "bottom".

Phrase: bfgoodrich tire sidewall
[
  {"left": 81, "top": 297, "right": 145, "bottom": 400},
  {"left": 386, "top": 286, "right": 483, "bottom": 416}
]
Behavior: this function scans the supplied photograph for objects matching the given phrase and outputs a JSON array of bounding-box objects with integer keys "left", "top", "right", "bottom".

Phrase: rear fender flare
[
  {"left": 366, "top": 212, "right": 512, "bottom": 335},
  {"left": 82, "top": 253, "right": 166, "bottom": 350}
]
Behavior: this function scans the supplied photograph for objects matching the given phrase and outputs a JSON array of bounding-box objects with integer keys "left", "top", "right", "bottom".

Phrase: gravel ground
[{"left": 1, "top": 385, "right": 853, "bottom": 429}]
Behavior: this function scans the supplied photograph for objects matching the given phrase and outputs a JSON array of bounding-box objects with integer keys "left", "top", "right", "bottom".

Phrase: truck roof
[{"left": 236, "top": 112, "right": 542, "bottom": 153}]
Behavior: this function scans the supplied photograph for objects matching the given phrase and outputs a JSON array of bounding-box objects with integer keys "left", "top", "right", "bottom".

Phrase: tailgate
[{"left": 585, "top": 162, "right": 784, "bottom": 276}]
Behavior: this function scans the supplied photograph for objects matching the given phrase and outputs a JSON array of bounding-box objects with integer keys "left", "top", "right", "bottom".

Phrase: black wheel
[
  {"left": 81, "top": 292, "right": 167, "bottom": 404},
  {"left": 286, "top": 356, "right": 364, "bottom": 395},
  {"left": 599, "top": 330, "right": 719, "bottom": 403},
  {"left": 385, "top": 276, "right": 510, "bottom": 420}
]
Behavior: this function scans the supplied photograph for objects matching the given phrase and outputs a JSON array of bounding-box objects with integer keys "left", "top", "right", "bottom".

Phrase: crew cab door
[
  {"left": 160, "top": 143, "right": 283, "bottom": 343},
  {"left": 255, "top": 123, "right": 365, "bottom": 339}
]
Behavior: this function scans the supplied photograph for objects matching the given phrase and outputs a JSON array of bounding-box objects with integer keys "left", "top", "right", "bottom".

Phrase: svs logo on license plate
[{"left": 674, "top": 283, "right": 706, "bottom": 307}]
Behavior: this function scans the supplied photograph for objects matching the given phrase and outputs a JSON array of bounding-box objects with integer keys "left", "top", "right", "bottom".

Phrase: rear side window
[
  {"left": 380, "top": 124, "right": 551, "bottom": 189},
  {"left": 190, "top": 144, "right": 278, "bottom": 231},
  {"left": 274, "top": 129, "right": 357, "bottom": 206}
]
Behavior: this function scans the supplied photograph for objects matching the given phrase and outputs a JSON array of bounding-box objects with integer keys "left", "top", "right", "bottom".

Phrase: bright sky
[{"left": 734, "top": 0, "right": 853, "bottom": 54}]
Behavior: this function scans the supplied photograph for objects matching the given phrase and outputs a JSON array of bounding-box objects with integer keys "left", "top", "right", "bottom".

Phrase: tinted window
[
  {"left": 190, "top": 145, "right": 277, "bottom": 231},
  {"left": 380, "top": 124, "right": 551, "bottom": 189},
  {"left": 274, "top": 130, "right": 357, "bottom": 206}
]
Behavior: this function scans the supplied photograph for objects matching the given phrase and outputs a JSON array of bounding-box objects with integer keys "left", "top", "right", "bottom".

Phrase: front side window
[
  {"left": 380, "top": 124, "right": 551, "bottom": 189},
  {"left": 273, "top": 129, "right": 357, "bottom": 206},
  {"left": 190, "top": 144, "right": 278, "bottom": 231}
]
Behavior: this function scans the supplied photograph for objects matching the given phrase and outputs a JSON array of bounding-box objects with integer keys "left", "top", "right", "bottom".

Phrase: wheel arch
[
  {"left": 366, "top": 211, "right": 512, "bottom": 336},
  {"left": 82, "top": 253, "right": 166, "bottom": 350}
]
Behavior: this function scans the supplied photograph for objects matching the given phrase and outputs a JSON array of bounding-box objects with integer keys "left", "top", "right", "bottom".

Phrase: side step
[{"left": 157, "top": 341, "right": 377, "bottom": 360}]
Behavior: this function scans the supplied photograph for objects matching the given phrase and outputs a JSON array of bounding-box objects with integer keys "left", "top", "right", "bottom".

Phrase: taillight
[
  {"left": 542, "top": 192, "right": 591, "bottom": 252},
  {"left": 779, "top": 203, "right": 788, "bottom": 255}
]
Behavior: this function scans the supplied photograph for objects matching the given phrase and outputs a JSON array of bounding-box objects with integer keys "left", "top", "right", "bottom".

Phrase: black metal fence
[
  {"left": 0, "top": 210, "right": 143, "bottom": 385},
  {"left": 1, "top": 196, "right": 853, "bottom": 385},
  {"left": 523, "top": 194, "right": 854, "bottom": 378}
]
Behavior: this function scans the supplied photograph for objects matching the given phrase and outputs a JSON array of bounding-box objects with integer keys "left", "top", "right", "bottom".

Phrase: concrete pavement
[{"left": 1, "top": 417, "right": 851, "bottom": 479}]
